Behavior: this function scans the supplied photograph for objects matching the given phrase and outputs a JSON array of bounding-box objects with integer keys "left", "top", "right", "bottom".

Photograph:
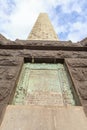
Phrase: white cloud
[
  {"left": 67, "top": 21, "right": 87, "bottom": 42},
  {"left": 0, "top": 0, "right": 48, "bottom": 40},
  {"left": 0, "top": 0, "right": 87, "bottom": 42},
  {"left": 60, "top": 0, "right": 82, "bottom": 13}
]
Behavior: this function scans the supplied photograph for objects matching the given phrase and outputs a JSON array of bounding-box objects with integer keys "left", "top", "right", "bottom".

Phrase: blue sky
[{"left": 0, "top": 0, "right": 87, "bottom": 42}]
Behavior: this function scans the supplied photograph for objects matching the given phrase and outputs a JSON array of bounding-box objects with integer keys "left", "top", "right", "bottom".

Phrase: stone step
[{"left": 0, "top": 105, "right": 87, "bottom": 130}]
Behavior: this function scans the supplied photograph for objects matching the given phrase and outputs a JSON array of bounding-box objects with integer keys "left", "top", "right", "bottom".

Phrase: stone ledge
[{"left": 1, "top": 105, "right": 87, "bottom": 130}]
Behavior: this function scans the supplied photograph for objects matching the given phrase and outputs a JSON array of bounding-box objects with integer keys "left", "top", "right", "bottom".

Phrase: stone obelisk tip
[{"left": 27, "top": 13, "right": 59, "bottom": 40}]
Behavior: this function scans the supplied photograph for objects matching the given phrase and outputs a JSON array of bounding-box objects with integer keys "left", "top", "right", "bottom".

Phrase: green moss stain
[{"left": 12, "top": 63, "right": 75, "bottom": 106}]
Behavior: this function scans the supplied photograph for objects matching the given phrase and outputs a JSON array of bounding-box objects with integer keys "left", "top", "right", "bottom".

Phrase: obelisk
[{"left": 27, "top": 13, "right": 58, "bottom": 40}]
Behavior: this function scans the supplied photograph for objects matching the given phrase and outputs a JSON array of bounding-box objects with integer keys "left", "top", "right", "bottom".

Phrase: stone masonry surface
[
  {"left": 27, "top": 13, "right": 58, "bottom": 40},
  {"left": 0, "top": 12, "right": 87, "bottom": 127}
]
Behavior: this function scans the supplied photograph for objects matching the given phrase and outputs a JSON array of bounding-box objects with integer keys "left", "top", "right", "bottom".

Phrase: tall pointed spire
[{"left": 27, "top": 13, "right": 59, "bottom": 40}]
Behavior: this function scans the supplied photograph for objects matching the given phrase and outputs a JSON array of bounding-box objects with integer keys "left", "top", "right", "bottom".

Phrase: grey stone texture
[{"left": 0, "top": 34, "right": 87, "bottom": 125}]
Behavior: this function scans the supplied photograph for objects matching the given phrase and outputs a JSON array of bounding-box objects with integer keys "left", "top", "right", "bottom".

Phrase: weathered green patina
[{"left": 12, "top": 63, "right": 75, "bottom": 106}]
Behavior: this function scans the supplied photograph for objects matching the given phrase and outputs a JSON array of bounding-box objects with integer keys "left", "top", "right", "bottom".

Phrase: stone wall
[
  {"left": 0, "top": 57, "right": 23, "bottom": 124},
  {"left": 0, "top": 36, "right": 87, "bottom": 124},
  {"left": 65, "top": 59, "right": 87, "bottom": 114}
]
